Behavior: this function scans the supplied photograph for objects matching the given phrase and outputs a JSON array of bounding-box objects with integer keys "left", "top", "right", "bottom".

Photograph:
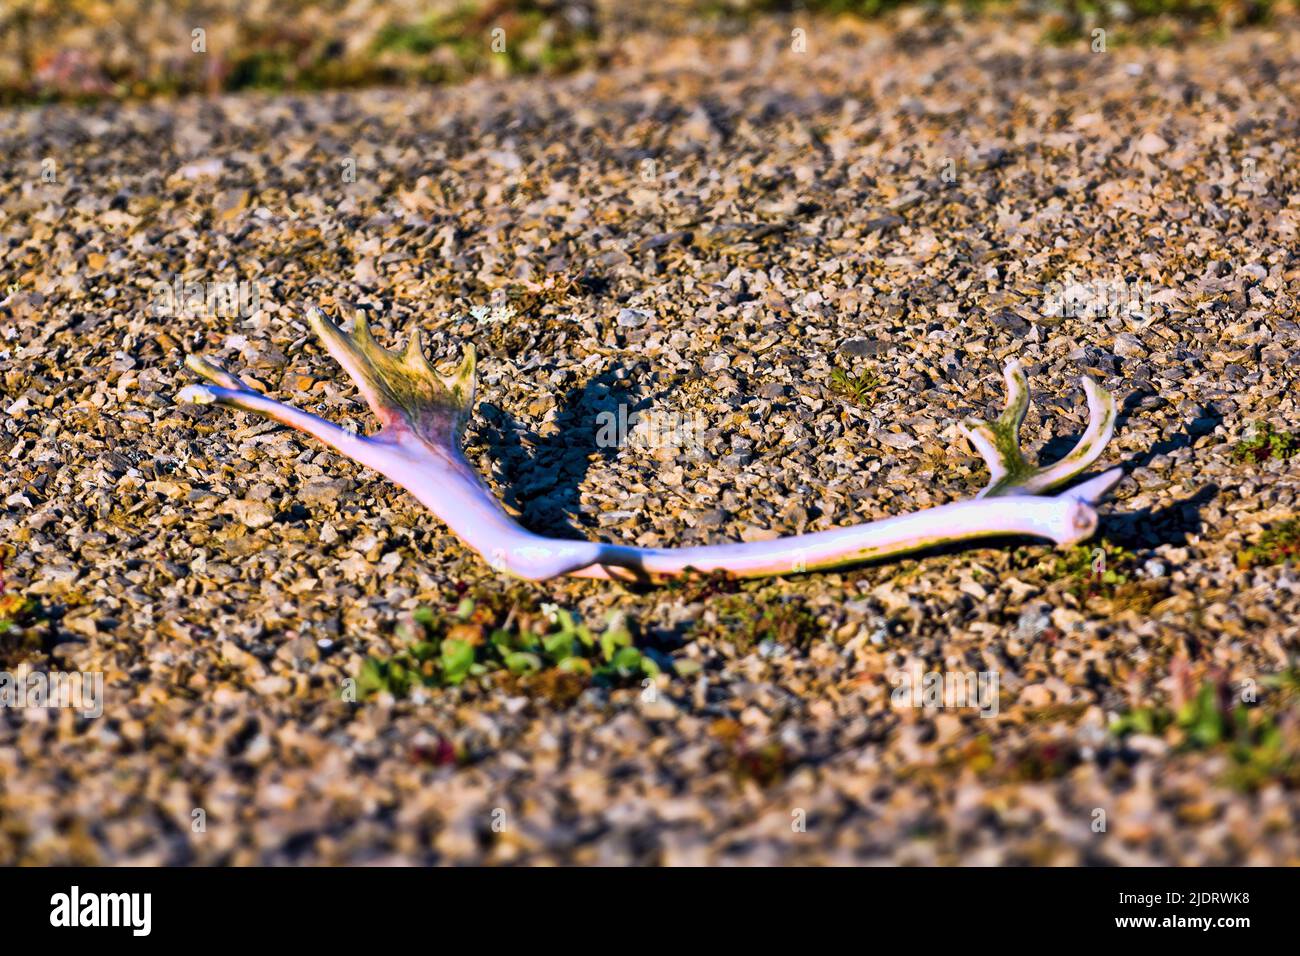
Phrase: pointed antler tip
[
  {"left": 177, "top": 383, "right": 216, "bottom": 405},
  {"left": 184, "top": 353, "right": 248, "bottom": 391}
]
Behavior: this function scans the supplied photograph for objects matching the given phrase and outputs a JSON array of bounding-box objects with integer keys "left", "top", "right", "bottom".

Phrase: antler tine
[
  {"left": 958, "top": 359, "right": 1032, "bottom": 493},
  {"left": 178, "top": 352, "right": 393, "bottom": 472},
  {"left": 959, "top": 359, "right": 1118, "bottom": 499}
]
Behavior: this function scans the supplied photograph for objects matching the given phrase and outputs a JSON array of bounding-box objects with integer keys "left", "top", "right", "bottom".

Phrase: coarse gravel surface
[{"left": 2, "top": 14, "right": 1300, "bottom": 864}]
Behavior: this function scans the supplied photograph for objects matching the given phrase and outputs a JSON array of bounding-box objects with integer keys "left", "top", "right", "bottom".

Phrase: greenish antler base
[{"left": 959, "top": 360, "right": 1118, "bottom": 498}]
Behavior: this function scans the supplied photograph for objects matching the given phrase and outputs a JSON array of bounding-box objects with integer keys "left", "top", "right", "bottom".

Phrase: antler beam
[{"left": 177, "top": 310, "right": 1122, "bottom": 582}]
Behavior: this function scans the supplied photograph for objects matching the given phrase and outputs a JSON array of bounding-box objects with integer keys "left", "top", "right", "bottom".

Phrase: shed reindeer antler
[{"left": 178, "top": 309, "right": 1122, "bottom": 582}]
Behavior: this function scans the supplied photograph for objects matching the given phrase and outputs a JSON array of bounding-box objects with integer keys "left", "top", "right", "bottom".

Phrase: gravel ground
[{"left": 2, "top": 13, "right": 1300, "bottom": 864}]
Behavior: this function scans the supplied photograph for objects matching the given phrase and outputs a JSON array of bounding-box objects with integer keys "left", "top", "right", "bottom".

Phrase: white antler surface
[{"left": 177, "top": 309, "right": 1123, "bottom": 582}]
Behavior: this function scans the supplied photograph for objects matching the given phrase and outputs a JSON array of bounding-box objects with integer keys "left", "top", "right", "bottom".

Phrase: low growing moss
[
  {"left": 372, "top": 1, "right": 593, "bottom": 83},
  {"left": 0, "top": 592, "right": 40, "bottom": 635},
  {"left": 0, "top": 591, "right": 46, "bottom": 666},
  {"left": 1232, "top": 422, "right": 1300, "bottom": 464},
  {"left": 693, "top": 592, "right": 820, "bottom": 654},
  {"left": 1028, "top": 539, "right": 1167, "bottom": 613},
  {"left": 1237, "top": 519, "right": 1300, "bottom": 570},
  {"left": 1111, "top": 679, "right": 1300, "bottom": 792},
  {"left": 828, "top": 365, "right": 885, "bottom": 406},
  {"left": 355, "top": 591, "right": 662, "bottom": 701},
  {"left": 1054, "top": 539, "right": 1136, "bottom": 598},
  {"left": 1036, "top": 0, "right": 1273, "bottom": 44}
]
